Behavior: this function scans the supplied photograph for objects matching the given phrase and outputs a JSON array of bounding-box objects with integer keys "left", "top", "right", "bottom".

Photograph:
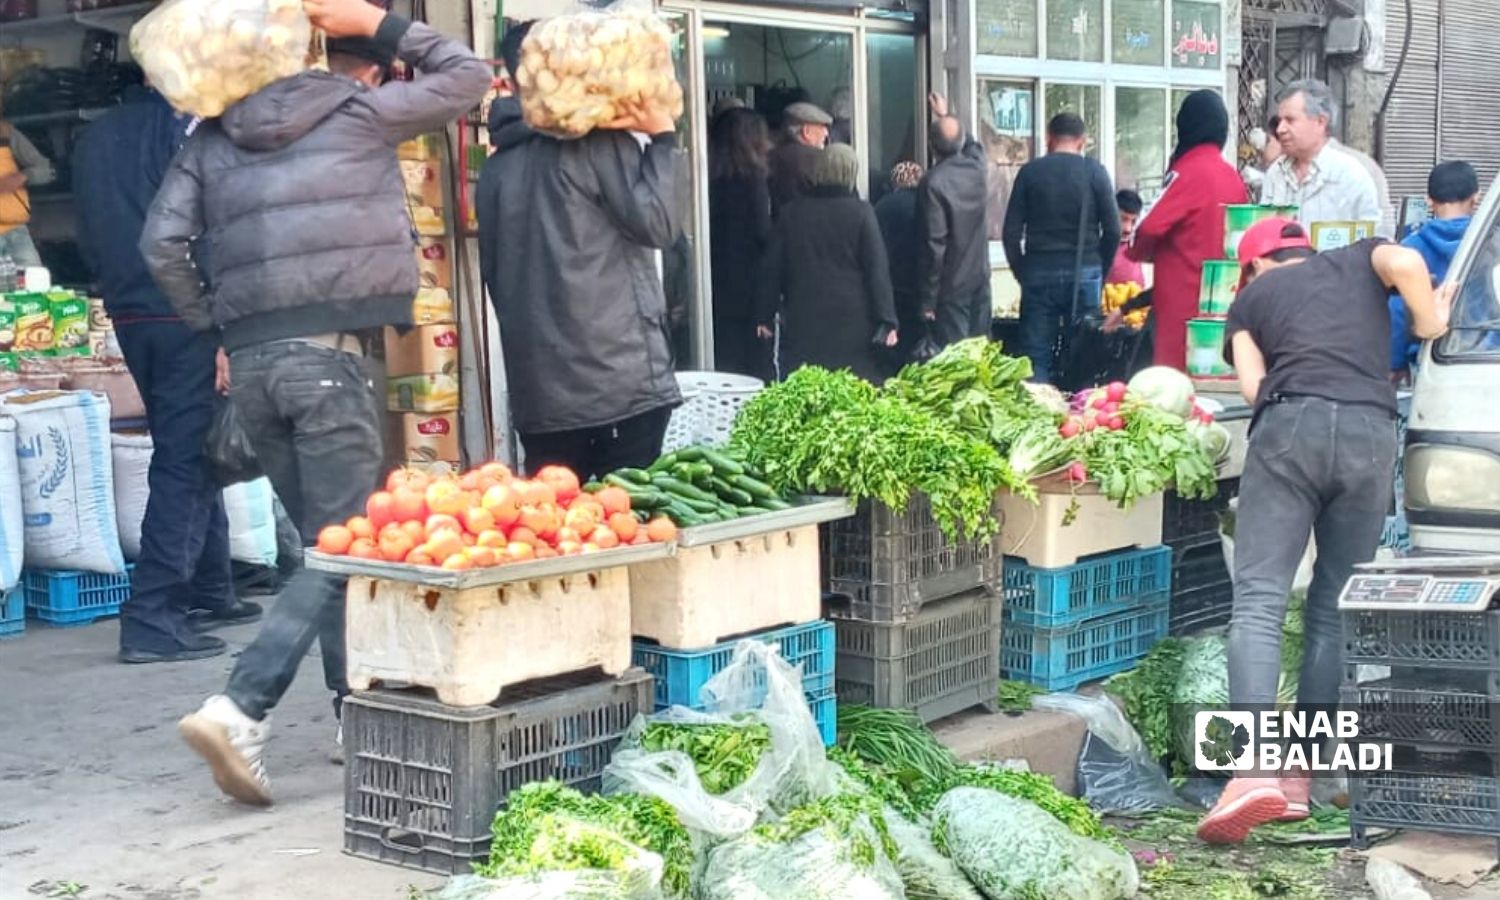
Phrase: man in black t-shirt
[{"left": 1197, "top": 218, "right": 1452, "bottom": 846}]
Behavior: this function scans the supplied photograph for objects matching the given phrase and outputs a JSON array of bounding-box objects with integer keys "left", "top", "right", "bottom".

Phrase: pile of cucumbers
[{"left": 597, "top": 446, "right": 791, "bottom": 527}]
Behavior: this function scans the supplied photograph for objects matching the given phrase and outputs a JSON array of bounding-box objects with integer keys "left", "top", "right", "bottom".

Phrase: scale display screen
[{"left": 1340, "top": 574, "right": 1500, "bottom": 611}]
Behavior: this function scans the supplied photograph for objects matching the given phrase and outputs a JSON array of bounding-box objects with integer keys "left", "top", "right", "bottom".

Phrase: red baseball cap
[{"left": 1237, "top": 217, "right": 1313, "bottom": 286}]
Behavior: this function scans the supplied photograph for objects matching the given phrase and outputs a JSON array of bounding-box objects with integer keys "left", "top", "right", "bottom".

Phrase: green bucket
[
  {"left": 1198, "top": 260, "right": 1240, "bottom": 316},
  {"left": 1186, "top": 318, "right": 1233, "bottom": 378},
  {"left": 1224, "top": 204, "right": 1299, "bottom": 259}
]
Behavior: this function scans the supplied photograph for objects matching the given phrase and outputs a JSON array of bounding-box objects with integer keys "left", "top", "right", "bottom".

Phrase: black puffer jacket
[
  {"left": 140, "top": 16, "right": 491, "bottom": 350},
  {"left": 476, "top": 98, "right": 685, "bottom": 434}
]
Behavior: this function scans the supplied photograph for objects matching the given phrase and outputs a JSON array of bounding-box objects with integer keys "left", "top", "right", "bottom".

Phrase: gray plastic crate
[
  {"left": 343, "top": 668, "right": 653, "bottom": 875},
  {"left": 1343, "top": 609, "right": 1500, "bottom": 670},
  {"left": 1351, "top": 771, "right": 1500, "bottom": 851},
  {"left": 822, "top": 494, "right": 1002, "bottom": 623},
  {"left": 833, "top": 587, "right": 1001, "bottom": 724},
  {"left": 1342, "top": 677, "right": 1500, "bottom": 751}
]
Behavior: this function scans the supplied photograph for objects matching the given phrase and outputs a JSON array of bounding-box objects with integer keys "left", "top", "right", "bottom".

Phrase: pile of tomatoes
[{"left": 314, "top": 462, "right": 679, "bottom": 571}]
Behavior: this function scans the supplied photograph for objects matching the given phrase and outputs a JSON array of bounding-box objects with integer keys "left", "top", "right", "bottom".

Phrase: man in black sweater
[{"left": 1002, "top": 113, "right": 1120, "bottom": 384}]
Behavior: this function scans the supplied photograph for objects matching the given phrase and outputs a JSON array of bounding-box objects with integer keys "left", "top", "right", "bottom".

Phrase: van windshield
[{"left": 1438, "top": 211, "right": 1500, "bottom": 359}]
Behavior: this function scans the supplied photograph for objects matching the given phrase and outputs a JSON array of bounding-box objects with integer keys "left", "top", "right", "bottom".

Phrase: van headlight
[{"left": 1406, "top": 445, "right": 1500, "bottom": 513}]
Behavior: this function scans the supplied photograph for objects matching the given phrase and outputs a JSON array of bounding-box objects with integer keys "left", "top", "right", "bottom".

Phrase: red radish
[
  {"left": 1106, "top": 382, "right": 1129, "bottom": 403},
  {"left": 1067, "top": 462, "right": 1088, "bottom": 483},
  {"left": 1107, "top": 415, "right": 1125, "bottom": 430},
  {"left": 1059, "top": 420, "right": 1081, "bottom": 438},
  {"left": 1089, "top": 389, "right": 1108, "bottom": 408},
  {"left": 1101, "top": 401, "right": 1121, "bottom": 415}
]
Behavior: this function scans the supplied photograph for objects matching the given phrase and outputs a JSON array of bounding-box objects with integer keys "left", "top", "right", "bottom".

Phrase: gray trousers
[
  {"left": 223, "top": 341, "right": 384, "bottom": 721},
  {"left": 1228, "top": 396, "right": 1397, "bottom": 710}
]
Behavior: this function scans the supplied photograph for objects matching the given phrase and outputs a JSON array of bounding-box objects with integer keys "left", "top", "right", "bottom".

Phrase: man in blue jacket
[
  {"left": 73, "top": 85, "right": 262, "bottom": 665},
  {"left": 1389, "top": 161, "right": 1478, "bottom": 383}
]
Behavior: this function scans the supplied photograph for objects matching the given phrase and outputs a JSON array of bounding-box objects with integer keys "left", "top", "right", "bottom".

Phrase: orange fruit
[
  {"left": 595, "top": 486, "right": 632, "bottom": 517},
  {"left": 476, "top": 529, "right": 508, "bottom": 549},
  {"left": 607, "top": 512, "right": 638, "bottom": 542},
  {"left": 646, "top": 517, "right": 678, "bottom": 543},
  {"left": 441, "top": 552, "right": 474, "bottom": 571},
  {"left": 536, "top": 466, "right": 582, "bottom": 505},
  {"left": 590, "top": 525, "right": 620, "bottom": 550},
  {"left": 365, "top": 492, "right": 396, "bottom": 529},
  {"left": 425, "top": 514, "right": 463, "bottom": 537},
  {"left": 379, "top": 528, "right": 416, "bottom": 563},
  {"left": 462, "top": 506, "right": 496, "bottom": 535},
  {"left": 481, "top": 484, "right": 522, "bottom": 528},
  {"left": 506, "top": 541, "right": 536, "bottom": 562},
  {"left": 400, "top": 520, "right": 427, "bottom": 542},
  {"left": 391, "top": 486, "right": 428, "bottom": 523},
  {"left": 422, "top": 530, "right": 464, "bottom": 562},
  {"left": 563, "top": 505, "right": 600, "bottom": 534},
  {"left": 405, "top": 548, "right": 435, "bottom": 566},
  {"left": 509, "top": 525, "right": 539, "bottom": 547},
  {"left": 425, "top": 480, "right": 467, "bottom": 517},
  {"left": 466, "top": 546, "right": 500, "bottom": 568},
  {"left": 347, "top": 515, "right": 376, "bottom": 541},
  {"left": 316, "top": 525, "right": 354, "bottom": 555},
  {"left": 516, "top": 480, "right": 557, "bottom": 507},
  {"left": 557, "top": 540, "right": 582, "bottom": 556},
  {"left": 520, "top": 504, "right": 561, "bottom": 541},
  {"left": 349, "top": 537, "right": 381, "bottom": 560}
]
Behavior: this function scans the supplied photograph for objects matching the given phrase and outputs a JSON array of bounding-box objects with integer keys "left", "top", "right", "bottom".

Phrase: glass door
[{"left": 865, "top": 32, "right": 918, "bottom": 201}]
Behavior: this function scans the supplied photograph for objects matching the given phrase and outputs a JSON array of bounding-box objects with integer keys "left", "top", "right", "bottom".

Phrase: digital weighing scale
[{"left": 1339, "top": 554, "right": 1500, "bottom": 612}]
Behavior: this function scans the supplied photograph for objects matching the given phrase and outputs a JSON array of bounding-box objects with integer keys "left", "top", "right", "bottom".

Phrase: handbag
[{"left": 204, "top": 397, "right": 262, "bottom": 486}]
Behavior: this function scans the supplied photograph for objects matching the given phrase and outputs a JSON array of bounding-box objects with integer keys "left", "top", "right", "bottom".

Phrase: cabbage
[
  {"left": 1127, "top": 367, "right": 1195, "bottom": 419},
  {"left": 1186, "top": 419, "right": 1232, "bottom": 463}
]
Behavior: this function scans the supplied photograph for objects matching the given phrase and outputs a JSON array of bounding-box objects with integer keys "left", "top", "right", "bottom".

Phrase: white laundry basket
[
  {"left": 673, "top": 371, "right": 764, "bottom": 447},
  {"left": 662, "top": 380, "right": 704, "bottom": 454}
]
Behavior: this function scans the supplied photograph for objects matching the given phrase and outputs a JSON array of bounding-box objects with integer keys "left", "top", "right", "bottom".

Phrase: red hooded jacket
[{"left": 1127, "top": 144, "right": 1248, "bottom": 370}]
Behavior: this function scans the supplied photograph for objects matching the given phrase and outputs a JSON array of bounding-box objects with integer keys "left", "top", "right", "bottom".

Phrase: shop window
[
  {"left": 867, "top": 33, "right": 918, "bottom": 200},
  {"left": 1115, "top": 86, "right": 1167, "bottom": 193},
  {"left": 1046, "top": 0, "right": 1104, "bottom": 62},
  {"left": 978, "top": 78, "right": 1037, "bottom": 240},
  {"left": 1043, "top": 82, "right": 1102, "bottom": 159},
  {"left": 660, "top": 11, "right": 699, "bottom": 368},
  {"left": 1112, "top": 0, "right": 1164, "bottom": 66},
  {"left": 976, "top": 0, "right": 1038, "bottom": 58},
  {"left": 1170, "top": 0, "right": 1222, "bottom": 70}
]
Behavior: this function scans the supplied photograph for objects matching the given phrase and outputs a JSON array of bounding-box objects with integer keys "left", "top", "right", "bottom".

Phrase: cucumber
[
  {"left": 605, "top": 474, "right": 665, "bottom": 509},
  {"left": 673, "top": 461, "right": 714, "bottom": 481},
  {"left": 710, "top": 476, "right": 755, "bottom": 507},
  {"left": 701, "top": 448, "right": 745, "bottom": 477},
  {"left": 648, "top": 452, "right": 679, "bottom": 474},
  {"left": 680, "top": 496, "right": 721, "bottom": 515},
  {"left": 754, "top": 496, "right": 793, "bottom": 512},
  {"left": 664, "top": 500, "right": 706, "bottom": 527},
  {"left": 614, "top": 467, "right": 653, "bottom": 485},
  {"left": 652, "top": 475, "right": 719, "bottom": 505},
  {"left": 731, "top": 474, "right": 777, "bottom": 500},
  {"left": 675, "top": 446, "right": 706, "bottom": 462}
]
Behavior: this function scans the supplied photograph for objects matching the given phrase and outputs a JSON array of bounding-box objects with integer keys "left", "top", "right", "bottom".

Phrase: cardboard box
[
  {"left": 11, "top": 294, "right": 51, "bottom": 353},
  {"left": 412, "top": 287, "right": 455, "bottom": 325},
  {"left": 416, "top": 238, "right": 452, "bottom": 291},
  {"left": 0, "top": 299, "right": 14, "bottom": 352},
  {"left": 383, "top": 324, "right": 459, "bottom": 378},
  {"left": 1310, "top": 220, "right": 1376, "bottom": 252},
  {"left": 390, "top": 411, "right": 461, "bottom": 465},
  {"left": 50, "top": 293, "right": 89, "bottom": 357},
  {"left": 388, "top": 373, "right": 459, "bottom": 412},
  {"left": 411, "top": 205, "right": 446, "bottom": 237},
  {"left": 400, "top": 159, "right": 444, "bottom": 210}
]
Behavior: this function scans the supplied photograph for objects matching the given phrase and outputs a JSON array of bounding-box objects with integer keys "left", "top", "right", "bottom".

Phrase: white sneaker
[
  {"left": 331, "top": 723, "right": 344, "bottom": 766},
  {"left": 179, "top": 695, "right": 272, "bottom": 806}
]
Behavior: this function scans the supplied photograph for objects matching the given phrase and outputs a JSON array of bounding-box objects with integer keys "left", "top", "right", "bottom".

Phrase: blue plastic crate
[
  {"left": 23, "top": 567, "right": 133, "bottom": 626},
  {"left": 1003, "top": 546, "right": 1172, "bottom": 628},
  {"left": 633, "top": 620, "right": 834, "bottom": 711},
  {"left": 1001, "top": 593, "right": 1170, "bottom": 691},
  {"left": 809, "top": 692, "right": 836, "bottom": 747},
  {"left": 0, "top": 587, "right": 22, "bottom": 639}
]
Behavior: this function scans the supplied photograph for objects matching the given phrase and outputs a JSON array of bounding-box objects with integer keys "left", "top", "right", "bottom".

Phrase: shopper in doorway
[
  {"left": 768, "top": 101, "right": 830, "bottom": 216},
  {"left": 74, "top": 85, "right": 263, "bottom": 665},
  {"left": 1002, "top": 112, "right": 1120, "bottom": 384},
  {"left": 479, "top": 21, "right": 684, "bottom": 481},
  {"left": 1196, "top": 218, "right": 1451, "bottom": 845},
  {"left": 709, "top": 106, "right": 773, "bottom": 380},
  {"left": 1262, "top": 79, "right": 1382, "bottom": 230},
  {"left": 757, "top": 144, "right": 898, "bottom": 383},
  {"left": 143, "top": 0, "right": 490, "bottom": 806},
  {"left": 875, "top": 160, "right": 926, "bottom": 364},
  {"left": 1121, "top": 89, "right": 1249, "bottom": 370},
  {"left": 1389, "top": 160, "right": 1479, "bottom": 383},
  {"left": 1106, "top": 189, "right": 1145, "bottom": 287},
  {"left": 919, "top": 93, "right": 992, "bottom": 345},
  {"left": 0, "top": 111, "right": 55, "bottom": 271}
]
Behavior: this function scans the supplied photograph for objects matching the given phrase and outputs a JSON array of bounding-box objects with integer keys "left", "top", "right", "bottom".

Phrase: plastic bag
[
  {"left": 435, "top": 825, "right": 665, "bottom": 900},
  {"left": 697, "top": 804, "right": 904, "bottom": 900},
  {"left": 1172, "top": 633, "right": 1301, "bottom": 766},
  {"left": 204, "top": 398, "right": 261, "bottom": 486},
  {"left": 1365, "top": 858, "right": 1433, "bottom": 900},
  {"left": 224, "top": 477, "right": 278, "bottom": 566},
  {"left": 603, "top": 640, "right": 834, "bottom": 840},
  {"left": 932, "top": 787, "right": 1139, "bottom": 900},
  {"left": 516, "top": 8, "right": 684, "bottom": 139},
  {"left": 0, "top": 416, "right": 22, "bottom": 590},
  {"left": 111, "top": 433, "right": 152, "bottom": 560},
  {"left": 131, "top": 0, "right": 314, "bottom": 118},
  {"left": 884, "top": 808, "right": 984, "bottom": 900},
  {"left": 1032, "top": 692, "right": 1181, "bottom": 814}
]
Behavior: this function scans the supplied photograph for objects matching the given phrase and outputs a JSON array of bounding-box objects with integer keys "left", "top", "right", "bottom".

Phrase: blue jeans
[
  {"left": 115, "top": 320, "right": 235, "bottom": 653},
  {"left": 1016, "top": 266, "right": 1102, "bottom": 385}
]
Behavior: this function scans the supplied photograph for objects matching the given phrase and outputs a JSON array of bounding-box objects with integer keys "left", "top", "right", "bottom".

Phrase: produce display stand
[
  {"left": 629, "top": 497, "right": 853, "bottom": 650},
  {"left": 998, "top": 474, "right": 1164, "bottom": 569},
  {"left": 309, "top": 544, "right": 670, "bottom": 707}
]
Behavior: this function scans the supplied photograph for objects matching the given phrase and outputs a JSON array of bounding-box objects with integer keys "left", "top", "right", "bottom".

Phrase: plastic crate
[
  {"left": 823, "top": 494, "right": 1001, "bottom": 623},
  {"left": 833, "top": 588, "right": 1000, "bottom": 725},
  {"left": 22, "top": 567, "right": 132, "bottom": 626},
  {"left": 810, "top": 692, "right": 836, "bottom": 747},
  {"left": 1380, "top": 513, "right": 1411, "bottom": 552},
  {"left": 1163, "top": 478, "right": 1239, "bottom": 552},
  {"left": 343, "top": 668, "right": 653, "bottom": 875},
  {"left": 0, "top": 587, "right": 22, "bottom": 639},
  {"left": 1001, "top": 593, "right": 1170, "bottom": 691},
  {"left": 1351, "top": 771, "right": 1500, "bottom": 849},
  {"left": 1343, "top": 609, "right": 1500, "bottom": 670},
  {"left": 1003, "top": 545, "right": 1172, "bottom": 628},
  {"left": 1342, "top": 677, "right": 1500, "bottom": 750},
  {"left": 632, "top": 620, "right": 835, "bottom": 711},
  {"left": 1169, "top": 582, "right": 1234, "bottom": 635}
]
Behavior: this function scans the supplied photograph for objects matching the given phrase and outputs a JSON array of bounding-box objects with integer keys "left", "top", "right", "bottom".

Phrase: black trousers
[{"left": 520, "top": 406, "right": 673, "bottom": 482}]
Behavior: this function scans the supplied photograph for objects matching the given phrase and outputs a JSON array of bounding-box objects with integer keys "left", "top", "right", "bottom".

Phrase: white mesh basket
[
  {"left": 662, "top": 383, "right": 703, "bottom": 454},
  {"left": 675, "top": 371, "right": 764, "bottom": 447}
]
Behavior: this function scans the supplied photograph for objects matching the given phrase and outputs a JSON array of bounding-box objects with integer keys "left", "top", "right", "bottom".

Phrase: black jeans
[
  {"left": 223, "top": 341, "right": 384, "bottom": 721},
  {"left": 115, "top": 320, "right": 235, "bottom": 654},
  {"left": 1016, "top": 266, "right": 1103, "bottom": 385},
  {"left": 1228, "top": 397, "right": 1398, "bottom": 711},
  {"left": 519, "top": 406, "right": 673, "bottom": 482},
  {"left": 930, "top": 284, "right": 992, "bottom": 348}
]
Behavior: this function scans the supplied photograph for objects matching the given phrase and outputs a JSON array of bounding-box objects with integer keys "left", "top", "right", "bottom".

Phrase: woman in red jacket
[{"left": 1124, "top": 90, "right": 1248, "bottom": 370}]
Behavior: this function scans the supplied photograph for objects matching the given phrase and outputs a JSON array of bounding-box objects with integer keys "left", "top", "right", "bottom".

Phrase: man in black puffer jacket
[
  {"left": 477, "top": 21, "right": 683, "bottom": 480},
  {"left": 143, "top": 0, "right": 490, "bottom": 808}
]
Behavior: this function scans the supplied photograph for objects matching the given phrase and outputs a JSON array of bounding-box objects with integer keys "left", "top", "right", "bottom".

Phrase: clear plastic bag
[
  {"left": 602, "top": 640, "right": 834, "bottom": 839},
  {"left": 435, "top": 834, "right": 664, "bottom": 900},
  {"left": 697, "top": 809, "right": 904, "bottom": 900},
  {"left": 130, "top": 0, "right": 315, "bottom": 118},
  {"left": 884, "top": 808, "right": 985, "bottom": 900},
  {"left": 933, "top": 787, "right": 1139, "bottom": 900},
  {"left": 516, "top": 6, "right": 684, "bottom": 139},
  {"left": 1031, "top": 692, "right": 1181, "bottom": 814}
]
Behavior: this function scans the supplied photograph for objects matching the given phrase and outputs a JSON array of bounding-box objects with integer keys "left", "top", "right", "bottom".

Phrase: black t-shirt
[{"left": 1224, "top": 239, "right": 1397, "bottom": 416}]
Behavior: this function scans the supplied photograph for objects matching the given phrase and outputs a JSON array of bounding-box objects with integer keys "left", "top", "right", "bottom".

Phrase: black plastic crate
[
  {"left": 833, "top": 588, "right": 1001, "bottom": 724},
  {"left": 1163, "top": 478, "right": 1239, "bottom": 553},
  {"left": 822, "top": 494, "right": 1002, "bottom": 623},
  {"left": 1351, "top": 771, "right": 1500, "bottom": 849},
  {"left": 343, "top": 668, "right": 653, "bottom": 875},
  {"left": 1169, "top": 543, "right": 1233, "bottom": 635},
  {"left": 1343, "top": 609, "right": 1500, "bottom": 670},
  {"left": 1343, "top": 677, "right": 1500, "bottom": 751}
]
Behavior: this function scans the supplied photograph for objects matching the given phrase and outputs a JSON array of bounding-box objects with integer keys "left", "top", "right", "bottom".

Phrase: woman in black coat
[
  {"left": 874, "top": 160, "right": 926, "bottom": 365},
  {"left": 757, "top": 145, "right": 899, "bottom": 383},
  {"left": 708, "top": 108, "right": 773, "bottom": 379}
]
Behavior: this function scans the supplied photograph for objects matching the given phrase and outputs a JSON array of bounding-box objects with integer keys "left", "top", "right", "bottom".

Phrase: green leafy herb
[
  {"left": 836, "top": 705, "right": 961, "bottom": 783},
  {"left": 1106, "top": 637, "right": 1186, "bottom": 761},
  {"left": 749, "top": 794, "right": 899, "bottom": 870},
  {"left": 1080, "top": 403, "right": 1218, "bottom": 508},
  {"left": 997, "top": 679, "right": 1048, "bottom": 713},
  {"left": 639, "top": 719, "right": 771, "bottom": 795},
  {"left": 913, "top": 766, "right": 1111, "bottom": 842}
]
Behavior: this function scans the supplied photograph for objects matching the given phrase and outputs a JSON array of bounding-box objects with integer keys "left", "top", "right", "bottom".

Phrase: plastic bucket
[
  {"left": 1224, "top": 204, "right": 1299, "bottom": 259},
  {"left": 1198, "top": 260, "right": 1241, "bottom": 316},
  {"left": 1185, "top": 318, "right": 1233, "bottom": 378}
]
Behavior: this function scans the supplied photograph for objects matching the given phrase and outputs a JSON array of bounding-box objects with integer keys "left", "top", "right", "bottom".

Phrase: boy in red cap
[{"left": 1196, "top": 218, "right": 1453, "bottom": 845}]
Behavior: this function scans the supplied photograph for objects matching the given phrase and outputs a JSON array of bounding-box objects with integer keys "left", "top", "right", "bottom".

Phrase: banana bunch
[{"left": 1102, "top": 281, "right": 1148, "bottom": 329}]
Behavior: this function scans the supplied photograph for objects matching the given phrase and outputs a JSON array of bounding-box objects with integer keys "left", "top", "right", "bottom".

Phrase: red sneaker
[
  {"left": 1277, "top": 775, "right": 1310, "bottom": 822},
  {"left": 1197, "top": 778, "right": 1288, "bottom": 845}
]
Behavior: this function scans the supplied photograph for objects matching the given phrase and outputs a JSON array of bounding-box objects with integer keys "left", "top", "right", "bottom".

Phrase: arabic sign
[
  {"left": 1112, "top": 0, "right": 1163, "bottom": 66},
  {"left": 1046, "top": 0, "right": 1104, "bottom": 62},
  {"left": 976, "top": 0, "right": 1038, "bottom": 58},
  {"left": 1171, "top": 0, "right": 1221, "bottom": 69}
]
